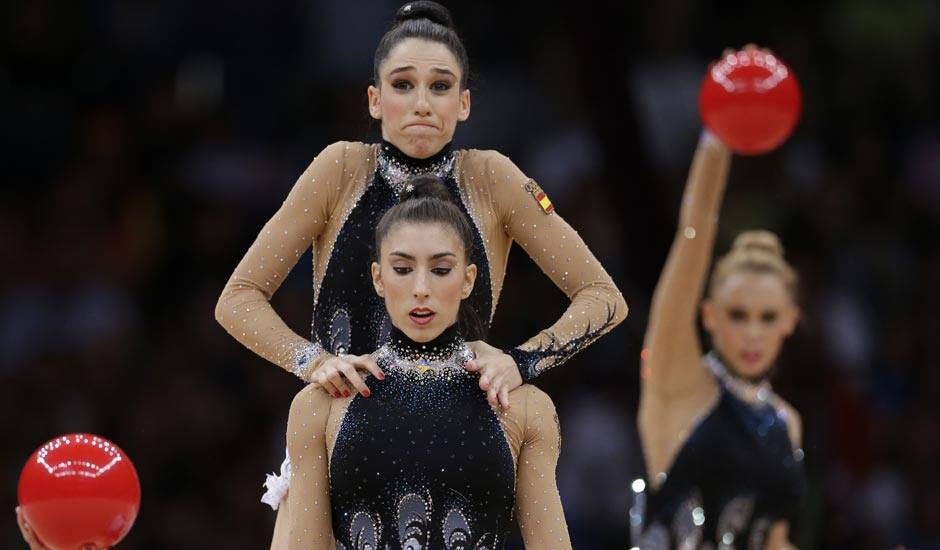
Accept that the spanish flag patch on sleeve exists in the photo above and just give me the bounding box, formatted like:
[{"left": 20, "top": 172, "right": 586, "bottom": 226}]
[{"left": 524, "top": 179, "right": 554, "bottom": 214}]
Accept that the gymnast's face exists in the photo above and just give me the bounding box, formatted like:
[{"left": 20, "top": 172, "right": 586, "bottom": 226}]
[
  {"left": 368, "top": 38, "right": 471, "bottom": 159},
  {"left": 702, "top": 271, "right": 798, "bottom": 380},
  {"left": 371, "top": 222, "right": 477, "bottom": 342}
]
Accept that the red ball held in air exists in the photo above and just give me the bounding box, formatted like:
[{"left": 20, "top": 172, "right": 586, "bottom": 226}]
[{"left": 699, "top": 48, "right": 802, "bottom": 155}]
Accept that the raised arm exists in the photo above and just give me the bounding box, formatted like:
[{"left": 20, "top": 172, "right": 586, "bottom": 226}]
[
  {"left": 642, "top": 132, "right": 731, "bottom": 396},
  {"left": 286, "top": 384, "right": 334, "bottom": 549},
  {"left": 487, "top": 152, "right": 628, "bottom": 382},
  {"left": 514, "top": 387, "right": 572, "bottom": 549},
  {"left": 214, "top": 142, "right": 347, "bottom": 381}
]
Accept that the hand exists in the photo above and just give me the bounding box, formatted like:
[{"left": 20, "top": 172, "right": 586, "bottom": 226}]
[
  {"left": 311, "top": 353, "right": 384, "bottom": 398},
  {"left": 720, "top": 43, "right": 773, "bottom": 60},
  {"left": 464, "top": 341, "right": 523, "bottom": 411},
  {"left": 16, "top": 507, "right": 48, "bottom": 550},
  {"left": 16, "top": 507, "right": 104, "bottom": 550}
]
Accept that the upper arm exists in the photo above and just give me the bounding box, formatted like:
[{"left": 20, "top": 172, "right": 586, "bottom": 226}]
[
  {"left": 286, "top": 385, "right": 334, "bottom": 549},
  {"left": 514, "top": 387, "right": 572, "bottom": 549},
  {"left": 487, "top": 151, "right": 626, "bottom": 312},
  {"left": 480, "top": 151, "right": 626, "bottom": 378},
  {"left": 642, "top": 137, "right": 731, "bottom": 397},
  {"left": 213, "top": 142, "right": 350, "bottom": 372},
  {"left": 222, "top": 141, "right": 347, "bottom": 297}
]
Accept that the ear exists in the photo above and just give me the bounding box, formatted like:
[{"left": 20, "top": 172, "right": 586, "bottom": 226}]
[
  {"left": 457, "top": 88, "right": 471, "bottom": 122},
  {"left": 371, "top": 261, "right": 384, "bottom": 297},
  {"left": 368, "top": 84, "right": 382, "bottom": 120},
  {"left": 461, "top": 263, "right": 477, "bottom": 298},
  {"left": 701, "top": 299, "right": 717, "bottom": 332}
]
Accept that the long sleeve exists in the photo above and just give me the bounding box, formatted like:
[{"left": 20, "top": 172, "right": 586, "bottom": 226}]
[
  {"left": 286, "top": 384, "right": 334, "bottom": 549},
  {"left": 215, "top": 141, "right": 350, "bottom": 380},
  {"left": 485, "top": 152, "right": 628, "bottom": 381},
  {"left": 514, "top": 387, "right": 572, "bottom": 549}
]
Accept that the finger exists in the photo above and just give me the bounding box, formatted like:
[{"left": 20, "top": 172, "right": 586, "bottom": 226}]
[
  {"left": 319, "top": 377, "right": 340, "bottom": 398},
  {"left": 743, "top": 42, "right": 758, "bottom": 51},
  {"left": 498, "top": 385, "right": 511, "bottom": 411},
  {"left": 721, "top": 47, "right": 735, "bottom": 58},
  {"left": 487, "top": 385, "right": 499, "bottom": 406},
  {"left": 478, "top": 372, "right": 491, "bottom": 391},
  {"left": 352, "top": 356, "right": 385, "bottom": 381},
  {"left": 316, "top": 372, "right": 343, "bottom": 398},
  {"left": 327, "top": 368, "right": 353, "bottom": 397},
  {"left": 464, "top": 359, "right": 479, "bottom": 371},
  {"left": 340, "top": 364, "right": 370, "bottom": 397}
]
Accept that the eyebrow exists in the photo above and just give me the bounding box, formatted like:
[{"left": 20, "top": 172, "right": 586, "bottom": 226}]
[
  {"left": 388, "top": 66, "right": 457, "bottom": 78},
  {"left": 389, "top": 251, "right": 457, "bottom": 260}
]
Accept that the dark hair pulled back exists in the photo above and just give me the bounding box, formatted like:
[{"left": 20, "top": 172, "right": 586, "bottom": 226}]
[
  {"left": 373, "top": 1, "right": 470, "bottom": 89},
  {"left": 375, "top": 174, "right": 483, "bottom": 339}
]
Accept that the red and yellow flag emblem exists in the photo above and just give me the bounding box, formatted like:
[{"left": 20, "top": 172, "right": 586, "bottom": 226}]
[{"left": 524, "top": 180, "right": 554, "bottom": 214}]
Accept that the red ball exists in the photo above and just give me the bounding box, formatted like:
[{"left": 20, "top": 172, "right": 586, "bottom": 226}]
[
  {"left": 699, "top": 49, "right": 802, "bottom": 155},
  {"left": 18, "top": 434, "right": 141, "bottom": 549}
]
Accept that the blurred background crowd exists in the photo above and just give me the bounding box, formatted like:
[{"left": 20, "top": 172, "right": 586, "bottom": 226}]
[{"left": 1, "top": 0, "right": 938, "bottom": 547}]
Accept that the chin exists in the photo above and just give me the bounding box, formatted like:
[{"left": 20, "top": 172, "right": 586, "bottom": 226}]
[
  {"left": 401, "top": 323, "right": 439, "bottom": 343},
  {"left": 403, "top": 136, "right": 444, "bottom": 157},
  {"left": 729, "top": 360, "right": 772, "bottom": 381}
]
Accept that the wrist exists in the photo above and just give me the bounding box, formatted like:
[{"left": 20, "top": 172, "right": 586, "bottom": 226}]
[
  {"left": 503, "top": 347, "right": 540, "bottom": 383},
  {"left": 290, "top": 342, "right": 326, "bottom": 382}
]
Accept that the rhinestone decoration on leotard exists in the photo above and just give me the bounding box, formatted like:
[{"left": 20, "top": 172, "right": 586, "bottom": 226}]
[{"left": 329, "top": 324, "right": 514, "bottom": 548}]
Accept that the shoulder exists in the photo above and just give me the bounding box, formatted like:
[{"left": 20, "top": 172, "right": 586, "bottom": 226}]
[
  {"left": 508, "top": 385, "right": 558, "bottom": 426},
  {"left": 459, "top": 149, "right": 525, "bottom": 179},
  {"left": 774, "top": 395, "right": 803, "bottom": 446},
  {"left": 289, "top": 384, "right": 332, "bottom": 422},
  {"left": 314, "top": 141, "right": 373, "bottom": 162}
]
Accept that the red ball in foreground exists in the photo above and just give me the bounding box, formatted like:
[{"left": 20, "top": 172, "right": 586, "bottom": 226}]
[
  {"left": 699, "top": 49, "right": 802, "bottom": 155},
  {"left": 18, "top": 434, "right": 141, "bottom": 550}
]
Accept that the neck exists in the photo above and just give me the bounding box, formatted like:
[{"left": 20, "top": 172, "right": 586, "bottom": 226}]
[
  {"left": 381, "top": 138, "right": 453, "bottom": 164},
  {"left": 705, "top": 350, "right": 774, "bottom": 405},
  {"left": 388, "top": 323, "right": 464, "bottom": 362}
]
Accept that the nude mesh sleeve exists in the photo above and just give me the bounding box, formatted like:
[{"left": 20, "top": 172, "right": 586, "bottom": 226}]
[
  {"left": 514, "top": 387, "right": 572, "bottom": 549},
  {"left": 215, "top": 141, "right": 350, "bottom": 380},
  {"left": 486, "top": 152, "right": 628, "bottom": 381},
  {"left": 286, "top": 385, "right": 334, "bottom": 549}
]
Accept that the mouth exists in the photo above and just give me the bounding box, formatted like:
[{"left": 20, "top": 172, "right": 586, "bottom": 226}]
[
  {"left": 408, "top": 307, "right": 436, "bottom": 326},
  {"left": 739, "top": 350, "right": 763, "bottom": 365},
  {"left": 405, "top": 123, "right": 438, "bottom": 131}
]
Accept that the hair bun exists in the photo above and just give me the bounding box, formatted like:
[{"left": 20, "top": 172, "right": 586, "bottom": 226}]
[
  {"left": 732, "top": 230, "right": 785, "bottom": 258},
  {"left": 395, "top": 1, "right": 454, "bottom": 29},
  {"left": 400, "top": 174, "right": 454, "bottom": 203}
]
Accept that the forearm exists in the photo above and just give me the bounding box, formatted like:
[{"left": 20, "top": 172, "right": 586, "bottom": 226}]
[
  {"left": 509, "top": 281, "right": 626, "bottom": 381},
  {"left": 215, "top": 281, "right": 326, "bottom": 379}
]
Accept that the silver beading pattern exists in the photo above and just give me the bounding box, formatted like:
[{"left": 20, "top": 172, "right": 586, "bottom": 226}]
[
  {"left": 377, "top": 146, "right": 457, "bottom": 194},
  {"left": 290, "top": 341, "right": 325, "bottom": 382}
]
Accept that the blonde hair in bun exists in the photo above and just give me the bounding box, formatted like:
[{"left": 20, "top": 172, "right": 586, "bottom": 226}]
[{"left": 709, "top": 230, "right": 798, "bottom": 298}]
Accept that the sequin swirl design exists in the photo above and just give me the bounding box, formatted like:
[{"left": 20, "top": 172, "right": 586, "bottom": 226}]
[
  {"left": 329, "top": 328, "right": 515, "bottom": 549},
  {"left": 630, "top": 355, "right": 807, "bottom": 549},
  {"left": 508, "top": 302, "right": 619, "bottom": 382}
]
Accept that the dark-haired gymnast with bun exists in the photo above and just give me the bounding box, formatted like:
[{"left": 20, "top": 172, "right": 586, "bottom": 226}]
[{"left": 213, "top": 1, "right": 626, "bottom": 546}]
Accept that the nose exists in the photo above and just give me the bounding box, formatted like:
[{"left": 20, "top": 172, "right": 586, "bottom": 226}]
[
  {"left": 745, "top": 320, "right": 762, "bottom": 341},
  {"left": 412, "top": 270, "right": 430, "bottom": 298},
  {"left": 414, "top": 88, "right": 431, "bottom": 116}
]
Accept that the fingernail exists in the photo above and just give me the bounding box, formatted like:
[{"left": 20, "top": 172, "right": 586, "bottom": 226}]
[
  {"left": 378, "top": 372, "right": 385, "bottom": 380},
  {"left": 343, "top": 390, "right": 351, "bottom": 397},
  {"left": 362, "top": 389, "right": 371, "bottom": 398},
  {"left": 332, "top": 391, "right": 340, "bottom": 398}
]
